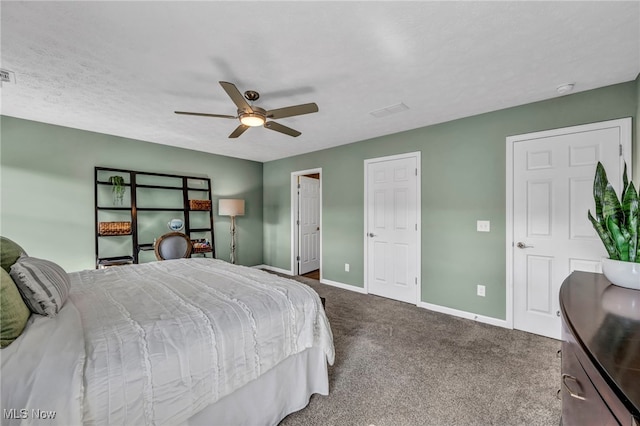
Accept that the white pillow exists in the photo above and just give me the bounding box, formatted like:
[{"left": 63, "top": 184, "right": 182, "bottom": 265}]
[{"left": 10, "top": 256, "right": 70, "bottom": 316}]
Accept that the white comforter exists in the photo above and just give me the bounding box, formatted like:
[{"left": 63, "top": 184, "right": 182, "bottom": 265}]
[{"left": 1, "top": 259, "right": 334, "bottom": 426}]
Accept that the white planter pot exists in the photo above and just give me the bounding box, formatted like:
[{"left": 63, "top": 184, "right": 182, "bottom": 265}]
[{"left": 601, "top": 258, "right": 640, "bottom": 290}]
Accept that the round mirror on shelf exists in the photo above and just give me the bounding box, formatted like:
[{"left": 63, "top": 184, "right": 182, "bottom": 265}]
[{"left": 168, "top": 218, "right": 184, "bottom": 231}]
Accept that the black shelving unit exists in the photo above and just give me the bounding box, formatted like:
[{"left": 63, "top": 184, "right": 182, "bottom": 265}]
[{"left": 95, "top": 166, "right": 215, "bottom": 268}]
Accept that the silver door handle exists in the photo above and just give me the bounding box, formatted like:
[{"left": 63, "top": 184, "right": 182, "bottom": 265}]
[
  {"left": 516, "top": 242, "right": 534, "bottom": 249},
  {"left": 368, "top": 233, "right": 376, "bottom": 238}
]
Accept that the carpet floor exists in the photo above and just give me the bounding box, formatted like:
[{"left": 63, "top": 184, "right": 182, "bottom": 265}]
[{"left": 277, "top": 275, "right": 562, "bottom": 426}]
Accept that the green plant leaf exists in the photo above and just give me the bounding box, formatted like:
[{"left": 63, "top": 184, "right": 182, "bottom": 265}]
[
  {"left": 588, "top": 210, "right": 619, "bottom": 259},
  {"left": 589, "top": 162, "right": 639, "bottom": 263},
  {"left": 602, "top": 183, "right": 623, "bottom": 223},
  {"left": 593, "top": 162, "right": 608, "bottom": 220},
  {"left": 622, "top": 162, "right": 629, "bottom": 197},
  {"left": 606, "top": 215, "right": 630, "bottom": 261},
  {"left": 622, "top": 181, "right": 639, "bottom": 261}
]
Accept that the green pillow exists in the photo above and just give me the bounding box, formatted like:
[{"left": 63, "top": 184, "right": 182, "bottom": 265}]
[
  {"left": 1, "top": 268, "right": 31, "bottom": 348},
  {"left": 1, "top": 237, "right": 27, "bottom": 273}
]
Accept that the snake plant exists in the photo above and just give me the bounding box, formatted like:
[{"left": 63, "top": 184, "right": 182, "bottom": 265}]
[{"left": 588, "top": 162, "right": 639, "bottom": 262}]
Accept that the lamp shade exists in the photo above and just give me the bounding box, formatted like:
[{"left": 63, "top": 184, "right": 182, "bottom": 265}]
[{"left": 219, "top": 199, "right": 245, "bottom": 217}]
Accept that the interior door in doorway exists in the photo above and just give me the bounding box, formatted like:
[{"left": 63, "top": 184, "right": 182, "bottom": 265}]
[
  {"left": 298, "top": 176, "right": 320, "bottom": 275},
  {"left": 511, "top": 119, "right": 630, "bottom": 339},
  {"left": 366, "top": 155, "right": 418, "bottom": 304}
]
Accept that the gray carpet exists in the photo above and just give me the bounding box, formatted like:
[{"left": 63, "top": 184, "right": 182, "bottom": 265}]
[{"left": 277, "top": 275, "right": 561, "bottom": 426}]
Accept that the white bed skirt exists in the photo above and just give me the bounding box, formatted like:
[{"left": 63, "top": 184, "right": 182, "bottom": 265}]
[{"left": 181, "top": 347, "right": 328, "bottom": 426}]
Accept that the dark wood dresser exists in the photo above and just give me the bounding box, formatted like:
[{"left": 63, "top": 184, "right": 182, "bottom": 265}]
[{"left": 559, "top": 271, "right": 640, "bottom": 426}]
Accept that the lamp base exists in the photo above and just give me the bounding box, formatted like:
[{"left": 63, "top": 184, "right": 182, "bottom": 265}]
[{"left": 230, "top": 216, "right": 237, "bottom": 264}]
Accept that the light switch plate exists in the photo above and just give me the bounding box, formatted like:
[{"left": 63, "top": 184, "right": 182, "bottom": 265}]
[{"left": 477, "top": 220, "right": 490, "bottom": 232}]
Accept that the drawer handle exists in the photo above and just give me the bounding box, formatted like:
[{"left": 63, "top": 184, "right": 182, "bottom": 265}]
[{"left": 561, "top": 374, "right": 586, "bottom": 401}]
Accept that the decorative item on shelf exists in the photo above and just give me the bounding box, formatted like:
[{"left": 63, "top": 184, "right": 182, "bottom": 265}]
[
  {"left": 191, "top": 238, "right": 212, "bottom": 253},
  {"left": 588, "top": 162, "right": 640, "bottom": 290},
  {"left": 189, "top": 199, "right": 212, "bottom": 211},
  {"left": 98, "top": 221, "right": 132, "bottom": 236},
  {"left": 167, "top": 218, "right": 184, "bottom": 231},
  {"left": 108, "top": 175, "right": 126, "bottom": 205},
  {"left": 219, "top": 199, "right": 245, "bottom": 264}
]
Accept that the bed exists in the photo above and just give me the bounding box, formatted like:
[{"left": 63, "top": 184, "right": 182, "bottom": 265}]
[{"left": 1, "top": 254, "right": 334, "bottom": 426}]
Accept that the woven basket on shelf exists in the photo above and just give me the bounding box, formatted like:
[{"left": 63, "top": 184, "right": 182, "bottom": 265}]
[
  {"left": 98, "top": 221, "right": 132, "bottom": 236},
  {"left": 189, "top": 199, "right": 211, "bottom": 211},
  {"left": 192, "top": 246, "right": 212, "bottom": 253}
]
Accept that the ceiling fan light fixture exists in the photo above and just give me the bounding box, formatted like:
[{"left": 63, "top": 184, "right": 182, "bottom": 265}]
[
  {"left": 175, "top": 82, "right": 317, "bottom": 138},
  {"left": 240, "top": 114, "right": 265, "bottom": 127}
]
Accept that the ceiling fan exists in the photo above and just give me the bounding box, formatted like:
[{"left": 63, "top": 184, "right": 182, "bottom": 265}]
[{"left": 175, "top": 81, "right": 319, "bottom": 138}]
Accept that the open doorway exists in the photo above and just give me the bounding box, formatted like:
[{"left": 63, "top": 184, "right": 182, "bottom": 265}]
[{"left": 291, "top": 168, "right": 322, "bottom": 279}]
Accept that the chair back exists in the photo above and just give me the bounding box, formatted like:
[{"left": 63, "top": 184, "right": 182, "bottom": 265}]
[{"left": 155, "top": 232, "right": 192, "bottom": 260}]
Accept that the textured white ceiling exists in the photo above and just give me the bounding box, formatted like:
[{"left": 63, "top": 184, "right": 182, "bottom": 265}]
[{"left": 1, "top": 1, "right": 639, "bottom": 162}]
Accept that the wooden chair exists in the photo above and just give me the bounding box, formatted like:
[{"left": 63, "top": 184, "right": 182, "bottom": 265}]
[{"left": 154, "top": 232, "right": 192, "bottom": 260}]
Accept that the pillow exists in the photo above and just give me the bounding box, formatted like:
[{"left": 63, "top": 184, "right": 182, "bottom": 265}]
[
  {"left": 1, "top": 268, "right": 31, "bottom": 348},
  {"left": 1, "top": 236, "right": 28, "bottom": 273},
  {"left": 10, "top": 257, "right": 70, "bottom": 317}
]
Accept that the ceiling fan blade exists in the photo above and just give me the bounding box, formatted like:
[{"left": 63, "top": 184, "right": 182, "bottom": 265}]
[
  {"left": 229, "top": 124, "right": 250, "bottom": 138},
  {"left": 175, "top": 111, "right": 236, "bottom": 119},
  {"left": 264, "top": 121, "right": 301, "bottom": 137},
  {"left": 266, "top": 103, "right": 318, "bottom": 120},
  {"left": 219, "top": 81, "right": 252, "bottom": 112}
]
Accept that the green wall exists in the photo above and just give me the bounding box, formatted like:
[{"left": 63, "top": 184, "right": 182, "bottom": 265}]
[
  {"left": 0, "top": 116, "right": 264, "bottom": 272},
  {"left": 1, "top": 78, "right": 637, "bottom": 318},
  {"left": 263, "top": 80, "right": 638, "bottom": 320}
]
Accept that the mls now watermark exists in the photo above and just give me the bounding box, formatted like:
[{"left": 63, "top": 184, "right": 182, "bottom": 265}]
[{"left": 4, "top": 409, "right": 57, "bottom": 420}]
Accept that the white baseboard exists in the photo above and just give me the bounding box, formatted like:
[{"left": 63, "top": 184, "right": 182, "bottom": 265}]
[
  {"left": 254, "top": 264, "right": 293, "bottom": 275},
  {"left": 320, "top": 278, "right": 368, "bottom": 294},
  {"left": 418, "top": 302, "right": 510, "bottom": 329},
  {"left": 256, "top": 266, "right": 507, "bottom": 329}
]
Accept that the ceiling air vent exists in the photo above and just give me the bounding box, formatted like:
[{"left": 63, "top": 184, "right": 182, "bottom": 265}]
[
  {"left": 369, "top": 102, "right": 409, "bottom": 118},
  {"left": 0, "top": 69, "right": 16, "bottom": 84}
]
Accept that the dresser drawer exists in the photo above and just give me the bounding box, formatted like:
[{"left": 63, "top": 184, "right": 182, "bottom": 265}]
[
  {"left": 561, "top": 339, "right": 619, "bottom": 426},
  {"left": 560, "top": 273, "right": 640, "bottom": 426}
]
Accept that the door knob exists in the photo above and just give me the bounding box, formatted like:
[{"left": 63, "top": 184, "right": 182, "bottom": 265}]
[
  {"left": 368, "top": 233, "right": 376, "bottom": 238},
  {"left": 516, "top": 242, "right": 534, "bottom": 249}
]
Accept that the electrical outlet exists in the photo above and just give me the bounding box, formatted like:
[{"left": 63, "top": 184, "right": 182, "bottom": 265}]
[
  {"left": 345, "top": 263, "right": 350, "bottom": 272},
  {"left": 477, "top": 220, "right": 490, "bottom": 232},
  {"left": 477, "top": 285, "right": 486, "bottom": 297}
]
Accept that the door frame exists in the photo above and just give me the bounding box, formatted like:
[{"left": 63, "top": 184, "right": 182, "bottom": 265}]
[
  {"left": 363, "top": 151, "right": 421, "bottom": 304},
  {"left": 505, "top": 118, "right": 632, "bottom": 330},
  {"left": 291, "top": 168, "right": 322, "bottom": 277}
]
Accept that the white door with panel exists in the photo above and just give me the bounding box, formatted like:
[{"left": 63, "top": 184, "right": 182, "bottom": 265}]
[
  {"left": 366, "top": 154, "right": 419, "bottom": 304},
  {"left": 298, "top": 176, "right": 320, "bottom": 275},
  {"left": 511, "top": 119, "right": 631, "bottom": 339}
]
